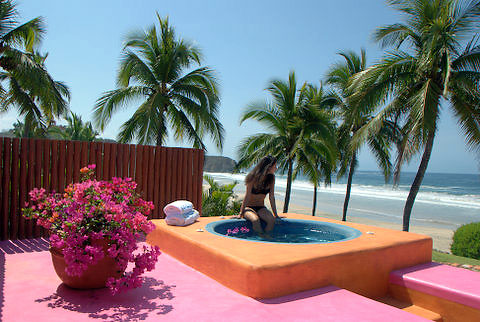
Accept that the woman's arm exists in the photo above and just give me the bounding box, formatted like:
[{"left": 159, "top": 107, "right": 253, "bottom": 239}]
[
  {"left": 268, "top": 179, "right": 279, "bottom": 218},
  {"left": 239, "top": 182, "right": 252, "bottom": 217}
]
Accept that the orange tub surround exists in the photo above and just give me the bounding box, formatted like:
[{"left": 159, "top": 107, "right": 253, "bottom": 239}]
[{"left": 147, "top": 213, "right": 432, "bottom": 299}]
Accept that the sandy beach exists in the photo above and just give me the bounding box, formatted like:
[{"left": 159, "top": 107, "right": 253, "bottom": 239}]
[{"left": 276, "top": 199, "right": 454, "bottom": 253}]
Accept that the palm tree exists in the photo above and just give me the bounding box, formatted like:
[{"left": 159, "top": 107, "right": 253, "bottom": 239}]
[
  {"left": 293, "top": 83, "right": 337, "bottom": 216},
  {"left": 237, "top": 72, "right": 335, "bottom": 213},
  {"left": 349, "top": 0, "right": 480, "bottom": 231},
  {"left": 1, "top": 51, "right": 70, "bottom": 137},
  {"left": 0, "top": 1, "right": 69, "bottom": 137},
  {"left": 49, "top": 112, "right": 99, "bottom": 141},
  {"left": 11, "top": 119, "right": 44, "bottom": 138},
  {"left": 93, "top": 14, "right": 224, "bottom": 150},
  {"left": 326, "top": 50, "right": 399, "bottom": 221}
]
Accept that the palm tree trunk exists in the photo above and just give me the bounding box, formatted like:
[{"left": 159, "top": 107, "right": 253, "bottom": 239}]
[
  {"left": 402, "top": 131, "right": 435, "bottom": 231},
  {"left": 312, "top": 184, "right": 317, "bottom": 216},
  {"left": 23, "top": 114, "right": 34, "bottom": 138},
  {"left": 283, "top": 158, "right": 294, "bottom": 213},
  {"left": 342, "top": 153, "right": 356, "bottom": 221}
]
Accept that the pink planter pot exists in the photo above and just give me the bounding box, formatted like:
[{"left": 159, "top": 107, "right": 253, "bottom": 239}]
[{"left": 50, "top": 240, "right": 124, "bottom": 289}]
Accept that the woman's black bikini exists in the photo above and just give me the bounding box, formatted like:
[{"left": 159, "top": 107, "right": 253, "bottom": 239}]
[
  {"left": 246, "top": 205, "right": 267, "bottom": 212},
  {"left": 245, "top": 175, "right": 273, "bottom": 213}
]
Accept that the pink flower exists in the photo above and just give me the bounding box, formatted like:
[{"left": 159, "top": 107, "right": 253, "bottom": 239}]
[{"left": 21, "top": 164, "right": 160, "bottom": 294}]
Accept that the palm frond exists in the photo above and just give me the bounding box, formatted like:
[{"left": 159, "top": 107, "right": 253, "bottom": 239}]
[
  {"left": 1, "top": 16, "right": 45, "bottom": 51},
  {"left": 93, "top": 86, "right": 149, "bottom": 130},
  {"left": 117, "top": 50, "right": 157, "bottom": 88},
  {"left": 451, "top": 0, "right": 480, "bottom": 36}
]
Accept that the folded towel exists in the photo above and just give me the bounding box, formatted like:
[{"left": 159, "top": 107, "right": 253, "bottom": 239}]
[
  {"left": 165, "top": 209, "right": 199, "bottom": 226},
  {"left": 163, "top": 200, "right": 193, "bottom": 217}
]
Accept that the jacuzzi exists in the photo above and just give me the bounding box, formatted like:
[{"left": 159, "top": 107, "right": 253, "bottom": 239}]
[
  {"left": 205, "top": 218, "right": 362, "bottom": 244},
  {"left": 147, "top": 213, "right": 431, "bottom": 299}
]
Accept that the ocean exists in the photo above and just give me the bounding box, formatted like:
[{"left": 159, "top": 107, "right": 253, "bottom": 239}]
[{"left": 205, "top": 171, "right": 480, "bottom": 231}]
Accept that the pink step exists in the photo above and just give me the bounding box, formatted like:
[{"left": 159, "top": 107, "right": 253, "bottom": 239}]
[
  {"left": 0, "top": 238, "right": 429, "bottom": 321},
  {"left": 390, "top": 262, "right": 480, "bottom": 309}
]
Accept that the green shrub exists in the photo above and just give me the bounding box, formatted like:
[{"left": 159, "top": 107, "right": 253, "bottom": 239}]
[
  {"left": 451, "top": 222, "right": 480, "bottom": 259},
  {"left": 202, "top": 175, "right": 242, "bottom": 217}
]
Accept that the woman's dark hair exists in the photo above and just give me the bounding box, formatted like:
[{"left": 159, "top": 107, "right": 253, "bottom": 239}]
[{"left": 245, "top": 155, "right": 277, "bottom": 189}]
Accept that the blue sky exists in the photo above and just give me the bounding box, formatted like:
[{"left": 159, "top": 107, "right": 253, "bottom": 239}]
[{"left": 1, "top": 0, "right": 478, "bottom": 174}]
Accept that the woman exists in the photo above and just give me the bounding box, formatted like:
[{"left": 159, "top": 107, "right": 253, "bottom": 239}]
[{"left": 239, "top": 155, "right": 281, "bottom": 234}]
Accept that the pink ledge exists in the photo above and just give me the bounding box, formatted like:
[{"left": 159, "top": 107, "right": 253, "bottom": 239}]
[
  {"left": 0, "top": 239, "right": 429, "bottom": 321},
  {"left": 389, "top": 262, "right": 480, "bottom": 310}
]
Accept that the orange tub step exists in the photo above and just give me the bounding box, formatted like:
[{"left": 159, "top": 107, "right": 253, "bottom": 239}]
[
  {"left": 389, "top": 262, "right": 480, "bottom": 322},
  {"left": 378, "top": 296, "right": 442, "bottom": 321}
]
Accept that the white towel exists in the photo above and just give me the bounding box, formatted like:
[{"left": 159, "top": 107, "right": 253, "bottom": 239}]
[
  {"left": 165, "top": 209, "right": 199, "bottom": 226},
  {"left": 163, "top": 200, "right": 193, "bottom": 217}
]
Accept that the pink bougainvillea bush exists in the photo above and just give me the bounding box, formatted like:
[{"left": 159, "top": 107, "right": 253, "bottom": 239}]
[{"left": 22, "top": 164, "right": 161, "bottom": 295}]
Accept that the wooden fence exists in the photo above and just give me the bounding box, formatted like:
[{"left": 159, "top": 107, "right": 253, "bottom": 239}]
[{"left": 0, "top": 137, "right": 204, "bottom": 240}]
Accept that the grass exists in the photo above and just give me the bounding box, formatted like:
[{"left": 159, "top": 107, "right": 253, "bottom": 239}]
[{"left": 432, "top": 250, "right": 480, "bottom": 266}]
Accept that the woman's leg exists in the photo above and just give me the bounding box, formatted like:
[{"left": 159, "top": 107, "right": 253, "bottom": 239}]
[
  {"left": 243, "top": 208, "right": 263, "bottom": 233},
  {"left": 257, "top": 208, "right": 275, "bottom": 232}
]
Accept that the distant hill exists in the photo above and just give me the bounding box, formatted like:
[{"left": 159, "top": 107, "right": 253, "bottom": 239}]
[{"left": 204, "top": 155, "right": 237, "bottom": 173}]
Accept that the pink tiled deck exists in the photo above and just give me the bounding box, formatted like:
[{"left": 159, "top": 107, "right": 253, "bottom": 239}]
[{"left": 0, "top": 239, "right": 428, "bottom": 321}]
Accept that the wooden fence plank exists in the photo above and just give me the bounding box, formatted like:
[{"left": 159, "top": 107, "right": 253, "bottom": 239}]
[
  {"left": 88, "top": 141, "right": 96, "bottom": 166},
  {"left": 96, "top": 142, "right": 103, "bottom": 180},
  {"left": 146, "top": 146, "right": 154, "bottom": 208},
  {"left": 135, "top": 145, "right": 144, "bottom": 198},
  {"left": 124, "top": 144, "right": 130, "bottom": 178},
  {"left": 80, "top": 141, "right": 88, "bottom": 169},
  {"left": 10, "top": 138, "right": 19, "bottom": 239},
  {"left": 33, "top": 139, "right": 43, "bottom": 237},
  {"left": 58, "top": 141, "right": 66, "bottom": 193},
  {"left": 26, "top": 139, "right": 36, "bottom": 238},
  {"left": 39, "top": 139, "right": 51, "bottom": 238},
  {"left": 140, "top": 145, "right": 148, "bottom": 199},
  {"left": 191, "top": 150, "right": 197, "bottom": 210},
  {"left": 142, "top": 145, "right": 149, "bottom": 199},
  {"left": 173, "top": 148, "right": 181, "bottom": 200},
  {"left": 186, "top": 149, "right": 193, "bottom": 205},
  {"left": 182, "top": 149, "right": 188, "bottom": 199},
  {"left": 176, "top": 149, "right": 183, "bottom": 199},
  {"left": 109, "top": 142, "right": 117, "bottom": 178},
  {"left": 152, "top": 146, "right": 161, "bottom": 219},
  {"left": 116, "top": 144, "right": 124, "bottom": 178},
  {"left": 196, "top": 149, "right": 204, "bottom": 214},
  {"left": 1, "top": 138, "right": 11, "bottom": 240},
  {"left": 43, "top": 140, "right": 52, "bottom": 192},
  {"left": 51, "top": 140, "right": 59, "bottom": 192},
  {"left": 128, "top": 144, "right": 135, "bottom": 179},
  {"left": 165, "top": 148, "right": 172, "bottom": 204},
  {"left": 122, "top": 144, "right": 130, "bottom": 178},
  {"left": 65, "top": 141, "right": 74, "bottom": 185},
  {"left": 73, "top": 141, "right": 81, "bottom": 183},
  {"left": 101, "top": 143, "right": 110, "bottom": 181},
  {"left": 158, "top": 147, "right": 166, "bottom": 218},
  {"left": 18, "top": 139, "right": 28, "bottom": 239}
]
